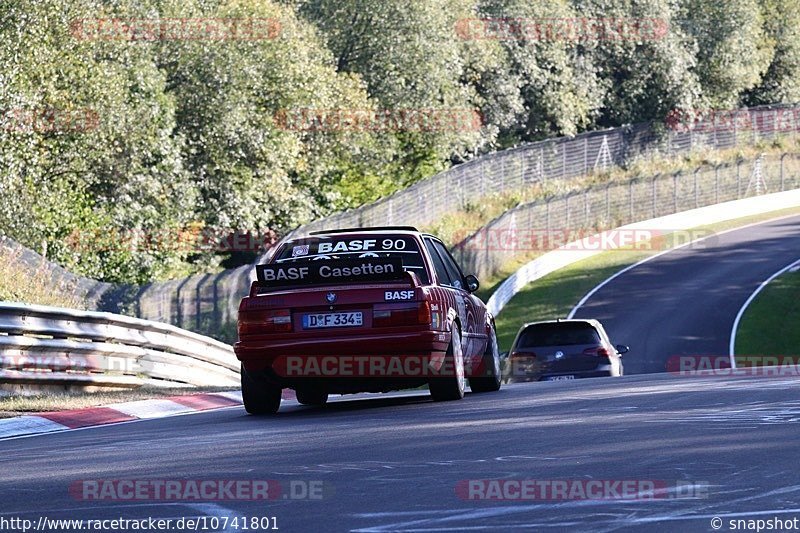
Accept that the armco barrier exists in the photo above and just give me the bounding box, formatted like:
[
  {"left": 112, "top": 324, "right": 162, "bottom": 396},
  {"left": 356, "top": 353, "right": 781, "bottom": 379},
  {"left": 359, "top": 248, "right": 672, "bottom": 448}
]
[
  {"left": 0, "top": 303, "right": 239, "bottom": 389},
  {"left": 485, "top": 188, "right": 800, "bottom": 317}
]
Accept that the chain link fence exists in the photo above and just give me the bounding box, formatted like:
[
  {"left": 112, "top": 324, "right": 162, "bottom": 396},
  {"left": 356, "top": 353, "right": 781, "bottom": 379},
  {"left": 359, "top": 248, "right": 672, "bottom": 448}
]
[
  {"left": 292, "top": 103, "right": 800, "bottom": 236},
  {"left": 452, "top": 153, "right": 800, "bottom": 280},
  {"left": 98, "top": 103, "right": 800, "bottom": 340}
]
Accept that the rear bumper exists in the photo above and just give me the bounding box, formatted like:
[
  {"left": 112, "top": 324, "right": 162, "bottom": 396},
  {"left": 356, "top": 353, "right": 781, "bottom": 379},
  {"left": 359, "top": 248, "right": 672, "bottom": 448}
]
[
  {"left": 508, "top": 369, "right": 614, "bottom": 383},
  {"left": 235, "top": 330, "right": 449, "bottom": 359},
  {"left": 235, "top": 330, "right": 452, "bottom": 385}
]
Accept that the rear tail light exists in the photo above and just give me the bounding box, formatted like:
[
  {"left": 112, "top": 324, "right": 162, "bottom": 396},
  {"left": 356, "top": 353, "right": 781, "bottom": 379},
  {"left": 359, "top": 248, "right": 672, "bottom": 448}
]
[
  {"left": 238, "top": 309, "right": 293, "bottom": 336},
  {"left": 373, "top": 301, "right": 430, "bottom": 327},
  {"left": 583, "top": 346, "right": 610, "bottom": 357}
]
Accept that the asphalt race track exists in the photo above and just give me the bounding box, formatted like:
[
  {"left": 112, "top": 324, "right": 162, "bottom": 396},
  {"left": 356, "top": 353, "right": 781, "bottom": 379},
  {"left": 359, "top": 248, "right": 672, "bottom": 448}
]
[
  {"left": 2, "top": 377, "right": 800, "bottom": 532},
  {"left": 2, "top": 215, "right": 800, "bottom": 532},
  {"left": 573, "top": 214, "right": 800, "bottom": 374}
]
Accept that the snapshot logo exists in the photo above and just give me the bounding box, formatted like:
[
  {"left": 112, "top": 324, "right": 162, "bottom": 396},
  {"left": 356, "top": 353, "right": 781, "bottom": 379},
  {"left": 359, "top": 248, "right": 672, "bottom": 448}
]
[
  {"left": 70, "top": 18, "right": 281, "bottom": 41},
  {"left": 1, "top": 107, "right": 99, "bottom": 133},
  {"left": 455, "top": 17, "right": 669, "bottom": 42},
  {"left": 667, "top": 355, "right": 800, "bottom": 377},
  {"left": 456, "top": 479, "right": 710, "bottom": 501},
  {"left": 65, "top": 227, "right": 278, "bottom": 254},
  {"left": 69, "top": 479, "right": 330, "bottom": 501},
  {"left": 273, "top": 108, "right": 483, "bottom": 133},
  {"left": 666, "top": 108, "right": 800, "bottom": 134},
  {"left": 453, "top": 228, "right": 716, "bottom": 252}
]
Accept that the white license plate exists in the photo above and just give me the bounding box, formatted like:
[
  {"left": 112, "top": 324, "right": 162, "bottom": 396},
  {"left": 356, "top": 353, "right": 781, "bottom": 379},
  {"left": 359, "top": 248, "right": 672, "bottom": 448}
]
[
  {"left": 546, "top": 375, "right": 575, "bottom": 381},
  {"left": 303, "top": 312, "right": 363, "bottom": 329}
]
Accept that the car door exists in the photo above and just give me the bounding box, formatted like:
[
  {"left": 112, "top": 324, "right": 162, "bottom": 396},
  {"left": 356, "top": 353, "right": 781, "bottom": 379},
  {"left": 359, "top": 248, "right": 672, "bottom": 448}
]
[
  {"left": 423, "top": 237, "right": 467, "bottom": 341},
  {"left": 427, "top": 238, "right": 484, "bottom": 359}
]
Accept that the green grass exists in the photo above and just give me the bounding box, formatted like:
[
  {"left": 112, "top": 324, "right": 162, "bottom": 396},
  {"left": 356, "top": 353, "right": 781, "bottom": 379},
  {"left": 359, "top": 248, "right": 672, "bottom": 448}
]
[
  {"left": 494, "top": 251, "right": 650, "bottom": 350},
  {"left": 735, "top": 269, "right": 800, "bottom": 356},
  {"left": 0, "top": 385, "right": 236, "bottom": 419},
  {"left": 493, "top": 207, "right": 800, "bottom": 352}
]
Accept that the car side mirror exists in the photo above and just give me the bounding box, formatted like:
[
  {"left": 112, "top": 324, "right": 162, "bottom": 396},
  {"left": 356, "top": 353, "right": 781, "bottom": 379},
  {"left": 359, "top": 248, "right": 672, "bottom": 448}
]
[
  {"left": 616, "top": 345, "right": 630, "bottom": 355},
  {"left": 465, "top": 274, "right": 480, "bottom": 293}
]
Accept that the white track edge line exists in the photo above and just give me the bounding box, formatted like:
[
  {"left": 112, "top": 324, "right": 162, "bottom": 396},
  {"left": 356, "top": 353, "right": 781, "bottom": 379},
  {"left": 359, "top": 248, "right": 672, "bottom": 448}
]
[
  {"left": 567, "top": 213, "right": 800, "bottom": 320},
  {"left": 728, "top": 258, "right": 800, "bottom": 368}
]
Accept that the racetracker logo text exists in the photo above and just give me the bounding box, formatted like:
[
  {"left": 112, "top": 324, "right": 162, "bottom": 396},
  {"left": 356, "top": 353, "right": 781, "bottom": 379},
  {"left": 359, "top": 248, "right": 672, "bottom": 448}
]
[
  {"left": 70, "top": 18, "right": 281, "bottom": 41},
  {"left": 455, "top": 479, "right": 710, "bottom": 500},
  {"left": 273, "top": 354, "right": 485, "bottom": 378},
  {"left": 273, "top": 107, "right": 483, "bottom": 132},
  {"left": 69, "top": 479, "right": 329, "bottom": 501},
  {"left": 455, "top": 18, "right": 669, "bottom": 41},
  {"left": 453, "top": 228, "right": 716, "bottom": 252},
  {"left": 667, "top": 355, "right": 800, "bottom": 377}
]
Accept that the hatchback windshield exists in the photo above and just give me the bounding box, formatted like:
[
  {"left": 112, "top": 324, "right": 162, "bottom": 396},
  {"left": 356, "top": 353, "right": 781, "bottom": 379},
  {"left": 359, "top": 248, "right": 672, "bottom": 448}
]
[{"left": 517, "top": 322, "right": 601, "bottom": 347}]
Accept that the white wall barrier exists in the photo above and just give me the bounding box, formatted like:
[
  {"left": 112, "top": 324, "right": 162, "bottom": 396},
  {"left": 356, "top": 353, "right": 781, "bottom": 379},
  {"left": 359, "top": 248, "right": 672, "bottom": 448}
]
[{"left": 486, "top": 189, "right": 800, "bottom": 317}]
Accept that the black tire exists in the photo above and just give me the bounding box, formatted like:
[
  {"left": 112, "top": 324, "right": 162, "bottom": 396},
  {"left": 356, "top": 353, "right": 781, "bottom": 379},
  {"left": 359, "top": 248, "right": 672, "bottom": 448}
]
[
  {"left": 469, "top": 327, "right": 502, "bottom": 393},
  {"left": 296, "top": 388, "right": 329, "bottom": 406},
  {"left": 429, "top": 326, "right": 466, "bottom": 401},
  {"left": 241, "top": 365, "right": 282, "bottom": 415}
]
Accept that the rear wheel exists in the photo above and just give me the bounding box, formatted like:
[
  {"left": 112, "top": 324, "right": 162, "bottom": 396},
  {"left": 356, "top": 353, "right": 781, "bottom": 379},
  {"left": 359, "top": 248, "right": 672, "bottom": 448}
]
[
  {"left": 429, "top": 326, "right": 466, "bottom": 401},
  {"left": 296, "top": 388, "right": 329, "bottom": 406},
  {"left": 241, "top": 365, "right": 282, "bottom": 415},
  {"left": 469, "top": 327, "right": 502, "bottom": 393}
]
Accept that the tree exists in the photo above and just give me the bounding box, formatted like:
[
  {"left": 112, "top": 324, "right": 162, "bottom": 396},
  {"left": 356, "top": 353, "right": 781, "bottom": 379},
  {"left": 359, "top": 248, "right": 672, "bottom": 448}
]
[
  {"left": 745, "top": 0, "right": 800, "bottom": 105},
  {"left": 0, "top": 0, "right": 196, "bottom": 283},
  {"left": 291, "top": 0, "right": 490, "bottom": 189},
  {"left": 569, "top": 0, "right": 701, "bottom": 127},
  {"left": 676, "top": 0, "right": 772, "bottom": 108}
]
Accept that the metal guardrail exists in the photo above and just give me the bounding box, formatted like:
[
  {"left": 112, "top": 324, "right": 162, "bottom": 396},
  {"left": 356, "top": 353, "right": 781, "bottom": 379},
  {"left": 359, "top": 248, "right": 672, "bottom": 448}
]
[{"left": 0, "top": 303, "right": 239, "bottom": 389}]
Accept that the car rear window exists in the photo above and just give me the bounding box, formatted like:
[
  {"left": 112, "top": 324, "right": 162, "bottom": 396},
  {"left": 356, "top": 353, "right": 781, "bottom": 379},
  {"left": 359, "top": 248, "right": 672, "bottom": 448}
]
[
  {"left": 517, "top": 322, "right": 601, "bottom": 347},
  {"left": 273, "top": 235, "right": 430, "bottom": 284}
]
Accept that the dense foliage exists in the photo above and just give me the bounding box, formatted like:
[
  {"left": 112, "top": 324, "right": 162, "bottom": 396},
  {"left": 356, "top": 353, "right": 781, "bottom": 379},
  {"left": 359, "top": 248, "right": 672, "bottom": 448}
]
[{"left": 1, "top": 0, "right": 797, "bottom": 282}]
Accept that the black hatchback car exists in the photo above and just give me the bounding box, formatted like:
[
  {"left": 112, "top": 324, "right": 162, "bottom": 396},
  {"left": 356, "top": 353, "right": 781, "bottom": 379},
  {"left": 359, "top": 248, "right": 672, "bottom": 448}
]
[{"left": 504, "top": 319, "right": 628, "bottom": 383}]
